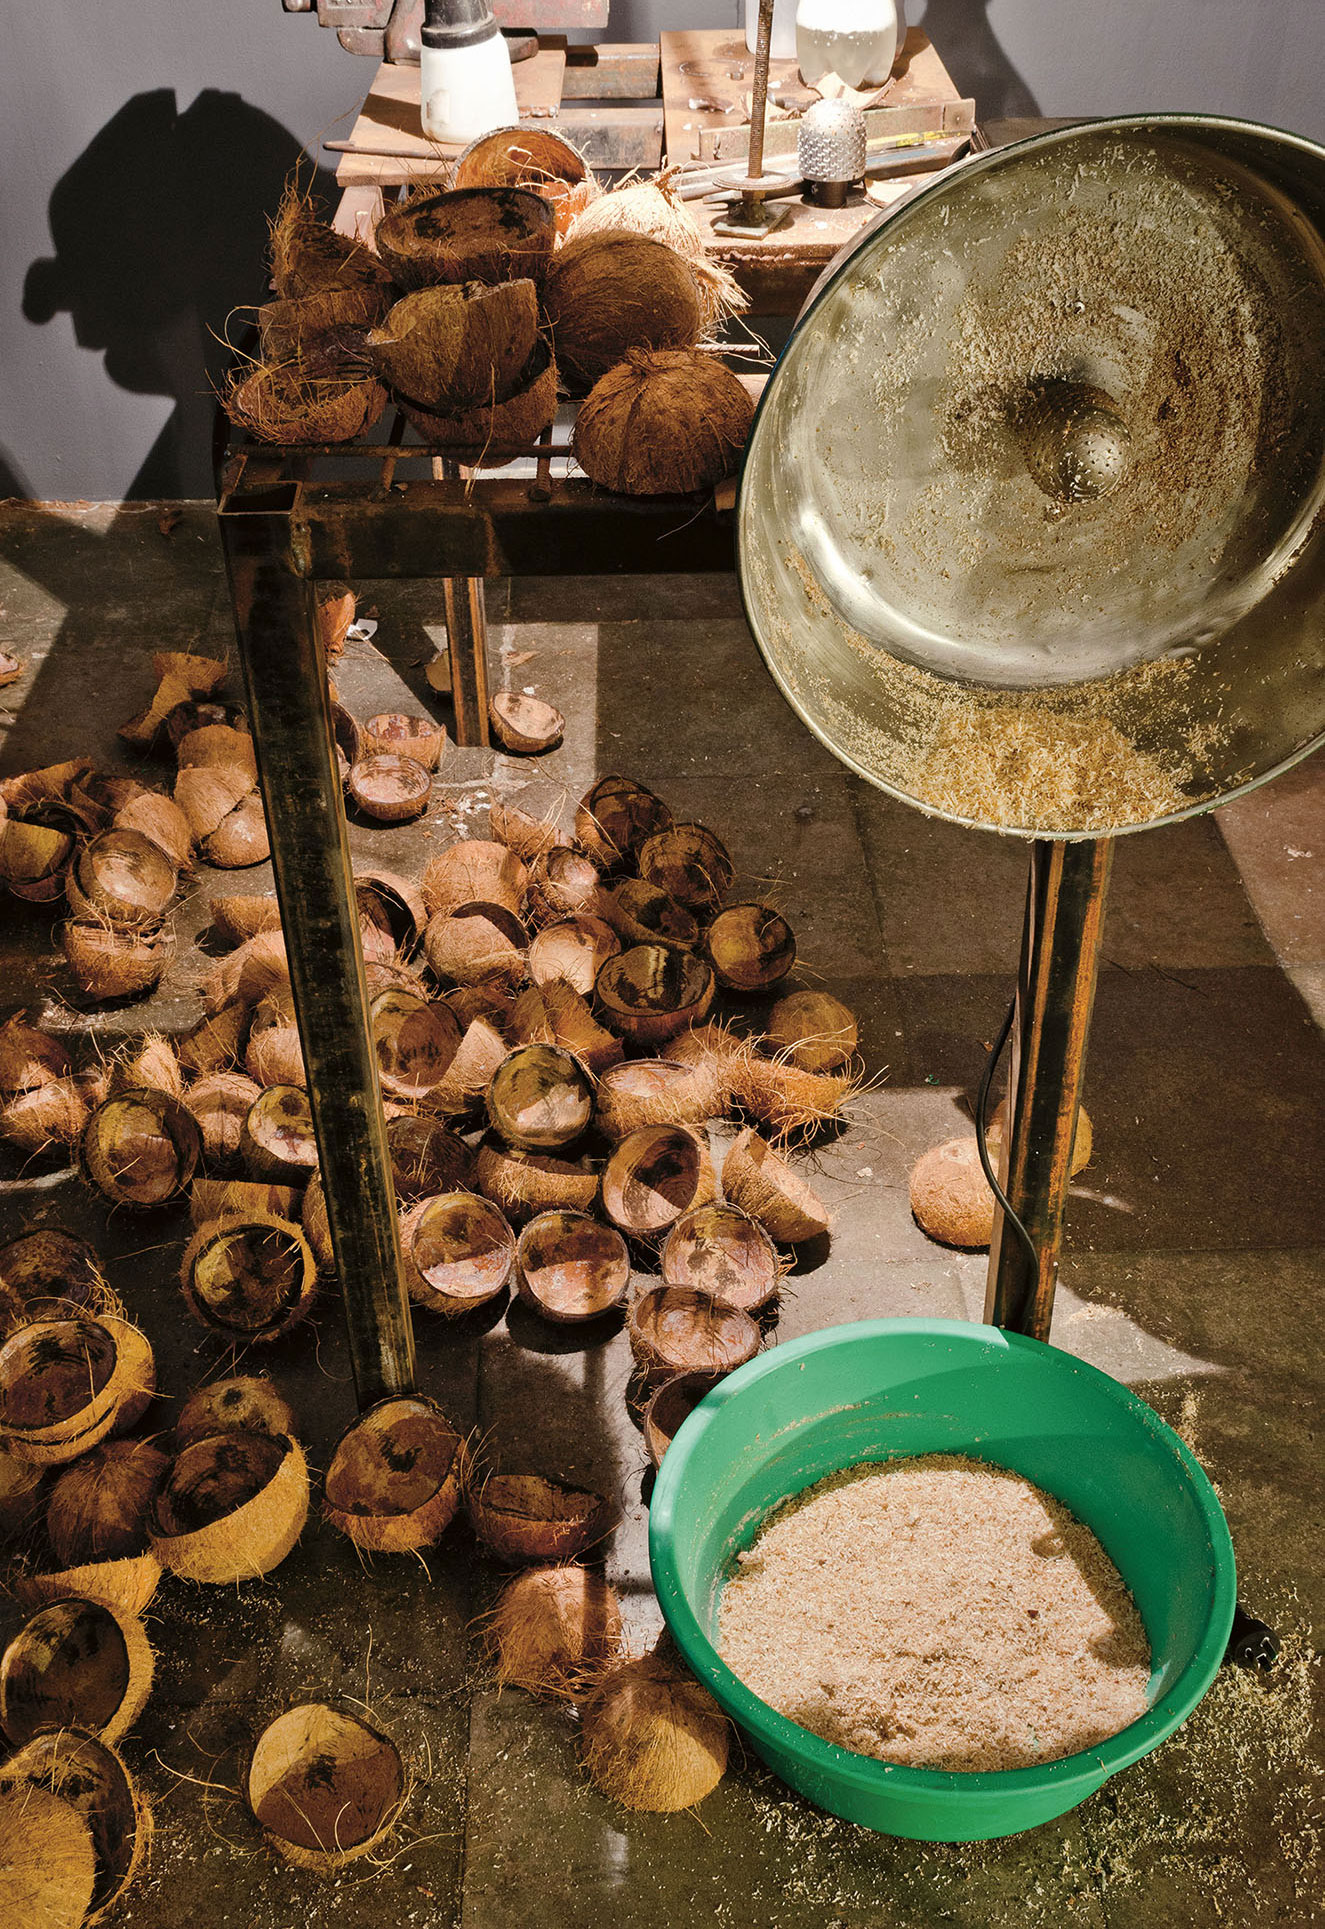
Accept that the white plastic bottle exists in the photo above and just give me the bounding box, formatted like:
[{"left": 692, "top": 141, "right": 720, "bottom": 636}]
[
  {"left": 745, "top": 0, "right": 800, "bottom": 60},
  {"left": 794, "top": 0, "right": 900, "bottom": 90},
  {"left": 420, "top": 0, "right": 518, "bottom": 146}
]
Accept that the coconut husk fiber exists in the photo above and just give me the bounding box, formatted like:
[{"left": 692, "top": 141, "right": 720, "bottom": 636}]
[
  {"left": 149, "top": 1430, "right": 308, "bottom": 1584},
  {"left": 575, "top": 774, "right": 672, "bottom": 870},
  {"left": 397, "top": 342, "right": 558, "bottom": 465},
  {"left": 387, "top": 1114, "right": 477, "bottom": 1201},
  {"left": 0, "top": 1318, "right": 125, "bottom": 1466},
  {"left": 323, "top": 1395, "right": 463, "bottom": 1553},
  {"left": 244, "top": 1001, "right": 305, "bottom": 1090},
  {"left": 594, "top": 944, "right": 715, "bottom": 1050},
  {"left": 0, "top": 1019, "right": 70, "bottom": 1095},
  {"left": 489, "top": 796, "right": 568, "bottom": 867},
  {"left": 765, "top": 989, "right": 858, "bottom": 1074},
  {"left": 567, "top": 168, "right": 746, "bottom": 328},
  {"left": 401, "top": 1191, "right": 514, "bottom": 1317},
  {"left": 0, "top": 1781, "right": 97, "bottom": 1929},
  {"left": 224, "top": 363, "right": 387, "bottom": 446},
  {"left": 376, "top": 185, "right": 556, "bottom": 291},
  {"left": 574, "top": 348, "right": 755, "bottom": 496},
  {"left": 81, "top": 1090, "right": 199, "bottom": 1208},
  {"left": 0, "top": 1228, "right": 107, "bottom": 1330},
  {"left": 543, "top": 233, "right": 703, "bottom": 392},
  {"left": 512, "top": 980, "right": 622, "bottom": 1078},
  {"left": 475, "top": 1138, "right": 600, "bottom": 1222},
  {"left": 368, "top": 280, "right": 538, "bottom": 412},
  {"left": 908, "top": 1136, "right": 996, "bottom": 1248},
  {"left": 485, "top": 1564, "right": 622, "bottom": 1697},
  {"left": 424, "top": 903, "right": 527, "bottom": 991},
  {"left": 191, "top": 1178, "right": 303, "bottom": 1230},
  {"left": 174, "top": 1375, "right": 296, "bottom": 1449},
  {"left": 733, "top": 1054, "right": 854, "bottom": 1142},
  {"left": 423, "top": 839, "right": 528, "bottom": 919},
  {"left": 580, "top": 1645, "right": 729, "bottom": 1810},
  {"left": 258, "top": 280, "right": 391, "bottom": 374},
  {"left": 0, "top": 1598, "right": 154, "bottom": 1748},
  {"left": 468, "top": 1470, "right": 615, "bottom": 1564},
  {"left": 722, "top": 1127, "right": 830, "bottom": 1245},
  {"left": 270, "top": 181, "right": 393, "bottom": 300},
  {"left": 12, "top": 1551, "right": 163, "bottom": 1619},
  {"left": 61, "top": 920, "right": 176, "bottom": 1003},
  {"left": 0, "top": 1446, "right": 47, "bottom": 1541},
  {"left": 246, "top": 1703, "right": 405, "bottom": 1870},
  {"left": 185, "top": 1071, "right": 262, "bottom": 1168},
  {"left": 0, "top": 1726, "right": 149, "bottom": 1919},
  {"left": 0, "top": 1077, "right": 94, "bottom": 1157},
  {"left": 527, "top": 915, "right": 619, "bottom": 996}
]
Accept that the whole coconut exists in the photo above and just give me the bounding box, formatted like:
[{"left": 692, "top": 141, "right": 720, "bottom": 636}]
[
  {"left": 542, "top": 234, "right": 702, "bottom": 392},
  {"left": 567, "top": 170, "right": 746, "bottom": 328},
  {"left": 573, "top": 350, "right": 754, "bottom": 496}
]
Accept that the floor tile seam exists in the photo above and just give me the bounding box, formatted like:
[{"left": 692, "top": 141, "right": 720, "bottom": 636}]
[{"left": 842, "top": 771, "right": 905, "bottom": 978}]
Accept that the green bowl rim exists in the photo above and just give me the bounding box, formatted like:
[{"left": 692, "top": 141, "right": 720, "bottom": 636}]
[{"left": 649, "top": 1316, "right": 1237, "bottom": 1800}]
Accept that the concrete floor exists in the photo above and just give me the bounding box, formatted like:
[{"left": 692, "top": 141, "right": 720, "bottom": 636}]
[{"left": 1, "top": 500, "right": 1322, "bottom": 1928}]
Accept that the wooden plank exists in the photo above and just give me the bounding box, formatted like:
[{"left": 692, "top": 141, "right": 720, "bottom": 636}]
[
  {"left": 698, "top": 96, "right": 975, "bottom": 163},
  {"left": 661, "top": 24, "right": 962, "bottom": 166},
  {"left": 334, "top": 52, "right": 566, "bottom": 185},
  {"left": 331, "top": 182, "right": 386, "bottom": 245},
  {"left": 561, "top": 43, "right": 660, "bottom": 100},
  {"left": 334, "top": 54, "right": 661, "bottom": 183}
]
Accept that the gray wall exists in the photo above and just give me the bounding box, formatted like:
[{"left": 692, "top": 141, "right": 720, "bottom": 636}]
[{"left": 3, "top": 0, "right": 1323, "bottom": 501}]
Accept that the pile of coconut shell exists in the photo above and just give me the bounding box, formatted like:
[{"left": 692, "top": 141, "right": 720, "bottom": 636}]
[{"left": 225, "top": 158, "right": 756, "bottom": 497}]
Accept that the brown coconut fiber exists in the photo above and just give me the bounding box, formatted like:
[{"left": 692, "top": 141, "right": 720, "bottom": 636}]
[
  {"left": 62, "top": 922, "right": 176, "bottom": 1002},
  {"left": 468, "top": 1470, "right": 615, "bottom": 1564},
  {"left": 567, "top": 169, "right": 745, "bottom": 327},
  {"left": 909, "top": 1136, "right": 997, "bottom": 1248},
  {"left": 485, "top": 1564, "right": 622, "bottom": 1698},
  {"left": 594, "top": 1056, "right": 726, "bottom": 1139},
  {"left": 376, "top": 185, "right": 556, "bottom": 291},
  {"left": 543, "top": 233, "right": 703, "bottom": 391},
  {"left": 0, "top": 1781, "right": 97, "bottom": 1929},
  {"left": 575, "top": 349, "right": 755, "bottom": 495},
  {"left": 723, "top": 1128, "right": 830, "bottom": 1245},
  {"left": 13, "top": 1551, "right": 163, "bottom": 1619},
  {"left": 581, "top": 1645, "right": 729, "bottom": 1811},
  {"left": 46, "top": 1439, "right": 169, "bottom": 1568},
  {"left": 397, "top": 342, "right": 558, "bottom": 463},
  {"left": 224, "top": 362, "right": 387, "bottom": 446}
]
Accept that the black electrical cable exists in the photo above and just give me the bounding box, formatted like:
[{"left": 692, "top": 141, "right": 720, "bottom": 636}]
[{"left": 974, "top": 994, "right": 1041, "bottom": 1282}]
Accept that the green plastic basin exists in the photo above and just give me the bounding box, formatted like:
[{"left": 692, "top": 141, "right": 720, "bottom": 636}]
[{"left": 649, "top": 1317, "right": 1236, "bottom": 1841}]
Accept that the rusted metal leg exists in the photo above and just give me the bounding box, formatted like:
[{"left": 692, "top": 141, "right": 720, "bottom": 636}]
[
  {"left": 217, "top": 482, "right": 416, "bottom": 1406},
  {"left": 984, "top": 837, "right": 1113, "bottom": 1342},
  {"left": 442, "top": 576, "right": 491, "bottom": 747}
]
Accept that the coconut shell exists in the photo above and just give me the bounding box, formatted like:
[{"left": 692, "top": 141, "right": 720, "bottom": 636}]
[
  {"left": 0, "top": 1598, "right": 154, "bottom": 1748},
  {"left": 596, "top": 878, "right": 699, "bottom": 951},
  {"left": 0, "top": 1230, "right": 109, "bottom": 1332},
  {"left": 12, "top": 1551, "right": 162, "bottom": 1619},
  {"left": 443, "top": 985, "right": 514, "bottom": 1036},
  {"left": 527, "top": 916, "right": 620, "bottom": 995},
  {"left": 733, "top": 1055, "right": 853, "bottom": 1141},
  {"left": 661, "top": 1203, "right": 780, "bottom": 1314},
  {"left": 61, "top": 922, "right": 176, "bottom": 1002},
  {"left": 522, "top": 979, "right": 622, "bottom": 1078},
  {"left": 486, "top": 1043, "right": 594, "bottom": 1152},
  {"left": 67, "top": 831, "right": 177, "bottom": 930},
  {"left": 722, "top": 1127, "right": 830, "bottom": 1245},
  {"left": 175, "top": 1375, "right": 297, "bottom": 1449},
  {"left": 594, "top": 944, "right": 715, "bottom": 1050},
  {"left": 0, "top": 1019, "right": 70, "bottom": 1096},
  {"left": 0, "top": 1726, "right": 148, "bottom": 1918},
  {"left": 46, "top": 1440, "right": 169, "bottom": 1568},
  {"left": 258, "top": 279, "right": 391, "bottom": 370},
  {"left": 0, "top": 820, "right": 74, "bottom": 903},
  {"left": 0, "top": 1445, "right": 47, "bottom": 1540},
  {"left": 468, "top": 1470, "right": 615, "bottom": 1565},
  {"left": 489, "top": 691, "right": 564, "bottom": 755},
  {"left": 525, "top": 848, "right": 601, "bottom": 925},
  {"left": 594, "top": 1056, "right": 727, "bottom": 1140},
  {"left": 244, "top": 1000, "right": 306, "bottom": 1091},
  {"left": 574, "top": 774, "right": 672, "bottom": 871},
  {"left": 0, "top": 1319, "right": 127, "bottom": 1466},
  {"left": 376, "top": 185, "right": 556, "bottom": 291},
  {"left": 209, "top": 895, "right": 282, "bottom": 947},
  {"left": 515, "top": 1210, "right": 629, "bottom": 1324},
  {"left": 908, "top": 1136, "right": 995, "bottom": 1249},
  {"left": 575, "top": 346, "right": 754, "bottom": 495},
  {"left": 175, "top": 763, "right": 253, "bottom": 842},
  {"left": 765, "top": 990, "right": 858, "bottom": 1074},
  {"left": 485, "top": 1564, "right": 622, "bottom": 1698},
  {"left": 101, "top": 1319, "right": 156, "bottom": 1437},
  {"left": 110, "top": 787, "right": 194, "bottom": 868},
  {"left": 424, "top": 904, "right": 527, "bottom": 991},
  {"left": 175, "top": 724, "right": 257, "bottom": 781},
  {"left": 401, "top": 1193, "right": 514, "bottom": 1317},
  {"left": 642, "top": 1370, "right": 713, "bottom": 1470},
  {"left": 362, "top": 712, "right": 447, "bottom": 775},
  {"left": 707, "top": 903, "right": 796, "bottom": 992},
  {"left": 567, "top": 169, "right": 745, "bottom": 327},
  {"left": 454, "top": 125, "right": 596, "bottom": 234},
  {"left": 202, "top": 929, "right": 289, "bottom": 1013},
  {"left": 628, "top": 1285, "right": 759, "bottom": 1385},
  {"left": 347, "top": 753, "right": 431, "bottom": 824},
  {"left": 180, "top": 1214, "right": 318, "bottom": 1342},
  {"left": 489, "top": 797, "right": 568, "bottom": 866},
  {"left": 270, "top": 184, "right": 392, "bottom": 300},
  {"left": 413, "top": 1016, "right": 508, "bottom": 1120},
  {"left": 204, "top": 790, "right": 270, "bottom": 868},
  {"left": 602, "top": 1124, "right": 715, "bottom": 1239},
  {"left": 368, "top": 279, "right": 539, "bottom": 411},
  {"left": 191, "top": 1177, "right": 303, "bottom": 1229},
  {"left": 475, "top": 1138, "right": 599, "bottom": 1222},
  {"left": 81, "top": 1090, "right": 199, "bottom": 1207},
  {"left": 0, "top": 761, "right": 92, "bottom": 816},
  {"left": 225, "top": 363, "right": 387, "bottom": 446},
  {"left": 396, "top": 341, "right": 558, "bottom": 463},
  {"left": 423, "top": 840, "right": 527, "bottom": 920},
  {"left": 638, "top": 822, "right": 734, "bottom": 914},
  {"left": 112, "top": 1035, "right": 182, "bottom": 1103},
  {"left": 387, "top": 1114, "right": 477, "bottom": 1201},
  {"left": 323, "top": 1395, "right": 463, "bottom": 1552},
  {"left": 543, "top": 232, "right": 703, "bottom": 391},
  {"left": 0, "top": 1779, "right": 96, "bottom": 1929},
  {"left": 581, "top": 1647, "right": 728, "bottom": 1810},
  {"left": 149, "top": 1430, "right": 308, "bottom": 1583},
  {"left": 240, "top": 1084, "right": 317, "bottom": 1184},
  {"left": 370, "top": 989, "right": 460, "bottom": 1102},
  {"left": 1, "top": 1077, "right": 93, "bottom": 1157},
  {"left": 246, "top": 1702, "right": 405, "bottom": 1869}
]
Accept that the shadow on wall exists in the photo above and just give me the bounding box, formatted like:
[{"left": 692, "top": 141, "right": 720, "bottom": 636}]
[
  {"left": 916, "top": 0, "right": 1040, "bottom": 121},
  {"left": 21, "top": 87, "right": 337, "bottom": 501}
]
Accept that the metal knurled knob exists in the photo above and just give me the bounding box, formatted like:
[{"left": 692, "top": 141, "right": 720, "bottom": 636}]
[{"left": 798, "top": 98, "right": 868, "bottom": 184}]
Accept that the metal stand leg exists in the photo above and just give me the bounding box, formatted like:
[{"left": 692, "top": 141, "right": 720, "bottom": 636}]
[
  {"left": 984, "top": 837, "right": 1113, "bottom": 1342},
  {"left": 218, "top": 485, "right": 416, "bottom": 1407},
  {"left": 443, "top": 576, "right": 491, "bottom": 747}
]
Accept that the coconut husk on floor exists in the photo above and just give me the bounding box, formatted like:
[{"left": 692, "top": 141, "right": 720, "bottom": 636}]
[
  {"left": 246, "top": 1702, "right": 406, "bottom": 1870},
  {"left": 526, "top": 847, "right": 601, "bottom": 924},
  {"left": 489, "top": 691, "right": 564, "bottom": 755},
  {"left": 240, "top": 1084, "right": 317, "bottom": 1184},
  {"left": 386, "top": 1113, "right": 478, "bottom": 1201},
  {"left": 347, "top": 752, "right": 432, "bottom": 824},
  {"left": 425, "top": 902, "right": 528, "bottom": 991},
  {"left": 0, "top": 1446, "right": 47, "bottom": 1541},
  {"left": 423, "top": 839, "right": 527, "bottom": 919},
  {"left": 595, "top": 944, "right": 715, "bottom": 1050},
  {"left": 67, "top": 830, "right": 178, "bottom": 930},
  {"left": 628, "top": 1285, "right": 760, "bottom": 1386},
  {"left": 594, "top": 1056, "right": 727, "bottom": 1139},
  {"left": 510, "top": 980, "right": 622, "bottom": 1078},
  {"left": 179, "top": 1214, "right": 318, "bottom": 1342},
  {"left": 527, "top": 915, "right": 620, "bottom": 995},
  {"left": 580, "top": 1643, "right": 729, "bottom": 1811},
  {"left": 174, "top": 1375, "right": 296, "bottom": 1449},
  {"left": 706, "top": 903, "right": 796, "bottom": 992},
  {"left": 489, "top": 797, "right": 568, "bottom": 867},
  {"left": 62, "top": 921, "right": 177, "bottom": 1003},
  {"left": 401, "top": 1192, "right": 514, "bottom": 1316},
  {"left": 468, "top": 1469, "right": 615, "bottom": 1564},
  {"left": 575, "top": 774, "right": 672, "bottom": 870},
  {"left": 475, "top": 1138, "right": 601, "bottom": 1222},
  {"left": 638, "top": 821, "right": 734, "bottom": 914},
  {"left": 0, "top": 1780, "right": 96, "bottom": 1929},
  {"left": 0, "top": 1228, "right": 109, "bottom": 1331},
  {"left": 484, "top": 1564, "right": 622, "bottom": 1698},
  {"left": 765, "top": 989, "right": 858, "bottom": 1073},
  {"left": 362, "top": 711, "right": 447, "bottom": 772},
  {"left": 0, "top": 1019, "right": 71, "bottom": 1096},
  {"left": 602, "top": 1124, "right": 716, "bottom": 1239},
  {"left": 185, "top": 1071, "right": 262, "bottom": 1167},
  {"left": 80, "top": 1089, "right": 199, "bottom": 1208},
  {"left": 596, "top": 877, "right": 699, "bottom": 951},
  {"left": 515, "top": 1210, "right": 630, "bottom": 1323},
  {"left": 661, "top": 1203, "right": 781, "bottom": 1315},
  {"left": 722, "top": 1127, "right": 831, "bottom": 1245},
  {"left": 323, "top": 1395, "right": 463, "bottom": 1552},
  {"left": 642, "top": 1371, "right": 715, "bottom": 1469},
  {"left": 149, "top": 1430, "right": 308, "bottom": 1584},
  {"left": 371, "top": 988, "right": 461, "bottom": 1101},
  {"left": 0, "top": 1317, "right": 133, "bottom": 1467},
  {"left": 11, "top": 1549, "right": 163, "bottom": 1619},
  {"left": 0, "top": 1726, "right": 148, "bottom": 1919},
  {"left": 0, "top": 1597, "right": 154, "bottom": 1748},
  {"left": 487, "top": 1043, "right": 594, "bottom": 1152}
]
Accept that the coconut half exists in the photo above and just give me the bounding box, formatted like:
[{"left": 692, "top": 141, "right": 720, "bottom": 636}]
[
  {"left": 573, "top": 348, "right": 754, "bottom": 496},
  {"left": 246, "top": 1702, "right": 406, "bottom": 1869},
  {"left": 174, "top": 1375, "right": 297, "bottom": 1449},
  {"left": 422, "top": 839, "right": 527, "bottom": 920},
  {"left": 180, "top": 1214, "right": 318, "bottom": 1342},
  {"left": 386, "top": 1113, "right": 477, "bottom": 1201},
  {"left": 601, "top": 1125, "right": 715, "bottom": 1240},
  {"left": 542, "top": 232, "right": 702, "bottom": 391},
  {"left": 594, "top": 1056, "right": 726, "bottom": 1140},
  {"left": 347, "top": 753, "right": 431, "bottom": 824},
  {"left": 81, "top": 1089, "right": 199, "bottom": 1207},
  {"left": 706, "top": 903, "right": 796, "bottom": 992},
  {"left": 596, "top": 877, "right": 699, "bottom": 951},
  {"left": 46, "top": 1439, "right": 169, "bottom": 1569},
  {"left": 638, "top": 821, "right": 734, "bottom": 915},
  {"left": 0, "top": 1598, "right": 154, "bottom": 1748},
  {"left": 363, "top": 711, "right": 447, "bottom": 772},
  {"left": 323, "top": 1395, "right": 463, "bottom": 1553},
  {"left": 628, "top": 1286, "right": 759, "bottom": 1385},
  {"left": 765, "top": 989, "right": 858, "bottom": 1074},
  {"left": 0, "top": 1780, "right": 96, "bottom": 1929},
  {"left": 424, "top": 903, "right": 528, "bottom": 991},
  {"left": 367, "top": 279, "right": 538, "bottom": 411},
  {"left": 371, "top": 988, "right": 461, "bottom": 1101},
  {"left": 240, "top": 1084, "right": 318, "bottom": 1184},
  {"left": 468, "top": 1470, "right": 615, "bottom": 1565},
  {"left": 489, "top": 691, "right": 564, "bottom": 755},
  {"left": 0, "top": 1727, "right": 147, "bottom": 1919},
  {"left": 68, "top": 830, "right": 177, "bottom": 930},
  {"left": 527, "top": 916, "right": 619, "bottom": 995},
  {"left": 486, "top": 1043, "right": 594, "bottom": 1152},
  {"left": 0, "top": 1229, "right": 107, "bottom": 1331},
  {"left": 0, "top": 1319, "right": 127, "bottom": 1466},
  {"left": 515, "top": 1210, "right": 630, "bottom": 1324},
  {"left": 661, "top": 1203, "right": 780, "bottom": 1315},
  {"left": 574, "top": 774, "right": 672, "bottom": 871},
  {"left": 376, "top": 185, "right": 556, "bottom": 291},
  {"left": 475, "top": 1138, "right": 600, "bottom": 1223},
  {"left": 642, "top": 1371, "right": 715, "bottom": 1470},
  {"left": 401, "top": 1192, "right": 514, "bottom": 1317},
  {"left": 722, "top": 1128, "right": 830, "bottom": 1245},
  {"left": 581, "top": 1646, "right": 728, "bottom": 1811},
  {"left": 149, "top": 1430, "right": 308, "bottom": 1584},
  {"left": 485, "top": 1564, "right": 622, "bottom": 1698}
]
